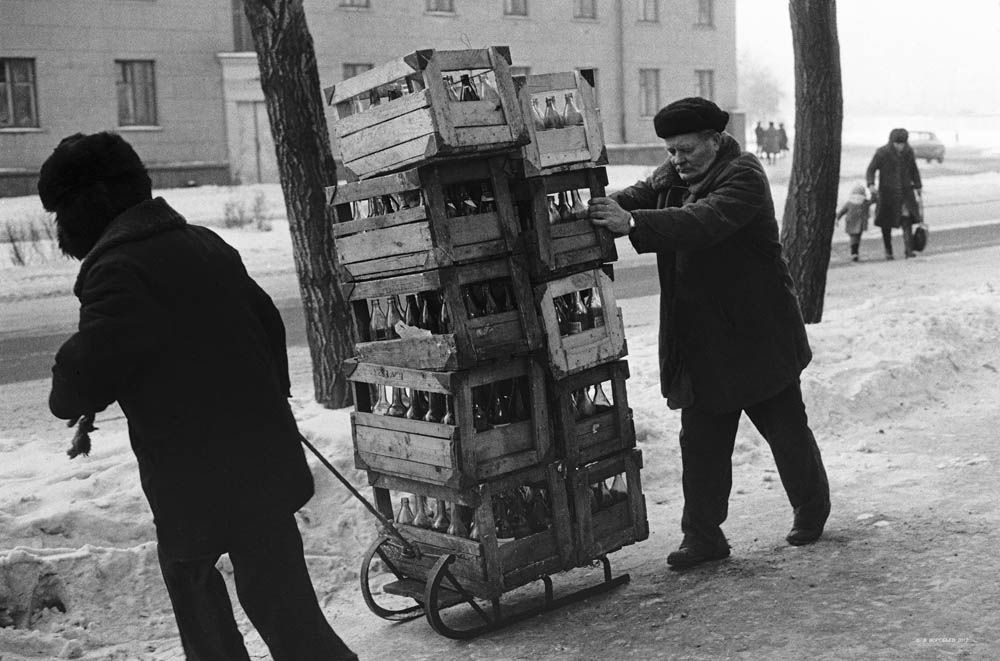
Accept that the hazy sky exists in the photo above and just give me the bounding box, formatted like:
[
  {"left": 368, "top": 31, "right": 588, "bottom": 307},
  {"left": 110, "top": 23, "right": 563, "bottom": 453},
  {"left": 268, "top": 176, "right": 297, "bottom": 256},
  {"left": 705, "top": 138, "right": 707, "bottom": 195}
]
[{"left": 736, "top": 0, "right": 1000, "bottom": 116}]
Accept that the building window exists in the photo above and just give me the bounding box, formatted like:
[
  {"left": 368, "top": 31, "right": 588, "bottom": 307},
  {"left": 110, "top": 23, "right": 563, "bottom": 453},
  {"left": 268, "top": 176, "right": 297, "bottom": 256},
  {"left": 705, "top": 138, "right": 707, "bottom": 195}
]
[
  {"left": 343, "top": 63, "right": 374, "bottom": 80},
  {"left": 0, "top": 58, "right": 39, "bottom": 128},
  {"left": 231, "top": 0, "right": 254, "bottom": 52},
  {"left": 696, "top": 69, "right": 715, "bottom": 100},
  {"left": 574, "top": 0, "right": 596, "bottom": 19},
  {"left": 640, "top": 0, "right": 659, "bottom": 22},
  {"left": 426, "top": 0, "right": 454, "bottom": 11},
  {"left": 697, "top": 0, "right": 714, "bottom": 26},
  {"left": 339, "top": 0, "right": 370, "bottom": 7},
  {"left": 116, "top": 60, "right": 157, "bottom": 127},
  {"left": 639, "top": 69, "right": 659, "bottom": 117},
  {"left": 504, "top": 0, "right": 528, "bottom": 16}
]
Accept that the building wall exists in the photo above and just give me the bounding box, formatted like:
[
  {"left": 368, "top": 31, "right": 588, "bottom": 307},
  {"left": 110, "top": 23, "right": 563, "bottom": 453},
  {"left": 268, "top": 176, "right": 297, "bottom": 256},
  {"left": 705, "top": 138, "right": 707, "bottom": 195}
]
[{"left": 0, "top": 0, "right": 232, "bottom": 195}]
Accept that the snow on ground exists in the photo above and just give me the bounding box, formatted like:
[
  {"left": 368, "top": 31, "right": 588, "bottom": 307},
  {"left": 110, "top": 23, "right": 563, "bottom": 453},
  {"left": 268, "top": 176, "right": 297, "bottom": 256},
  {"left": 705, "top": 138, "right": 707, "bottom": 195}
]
[{"left": 1, "top": 164, "right": 999, "bottom": 658}]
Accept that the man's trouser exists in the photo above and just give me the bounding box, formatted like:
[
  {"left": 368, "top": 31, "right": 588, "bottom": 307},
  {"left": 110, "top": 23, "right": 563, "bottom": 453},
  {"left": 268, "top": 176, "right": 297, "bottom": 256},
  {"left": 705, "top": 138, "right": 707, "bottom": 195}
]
[
  {"left": 678, "top": 380, "right": 831, "bottom": 547},
  {"left": 158, "top": 513, "right": 356, "bottom": 661}
]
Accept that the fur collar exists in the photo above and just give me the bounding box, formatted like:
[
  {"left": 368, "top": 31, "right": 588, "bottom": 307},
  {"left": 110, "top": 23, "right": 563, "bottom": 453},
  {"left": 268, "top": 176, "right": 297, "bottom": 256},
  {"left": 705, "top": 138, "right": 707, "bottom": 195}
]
[
  {"left": 75, "top": 197, "right": 186, "bottom": 296},
  {"left": 647, "top": 131, "right": 746, "bottom": 195}
]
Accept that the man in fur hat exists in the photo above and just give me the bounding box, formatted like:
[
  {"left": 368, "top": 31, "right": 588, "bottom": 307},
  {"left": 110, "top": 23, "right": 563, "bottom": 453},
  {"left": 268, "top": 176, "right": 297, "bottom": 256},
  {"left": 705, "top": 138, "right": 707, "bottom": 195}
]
[
  {"left": 39, "top": 132, "right": 356, "bottom": 660},
  {"left": 585, "top": 98, "right": 831, "bottom": 569}
]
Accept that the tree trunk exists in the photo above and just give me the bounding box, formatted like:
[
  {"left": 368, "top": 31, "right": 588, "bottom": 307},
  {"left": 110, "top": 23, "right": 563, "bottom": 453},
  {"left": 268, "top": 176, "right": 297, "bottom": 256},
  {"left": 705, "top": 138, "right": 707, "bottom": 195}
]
[
  {"left": 242, "top": 0, "right": 355, "bottom": 407},
  {"left": 780, "top": 0, "right": 843, "bottom": 323}
]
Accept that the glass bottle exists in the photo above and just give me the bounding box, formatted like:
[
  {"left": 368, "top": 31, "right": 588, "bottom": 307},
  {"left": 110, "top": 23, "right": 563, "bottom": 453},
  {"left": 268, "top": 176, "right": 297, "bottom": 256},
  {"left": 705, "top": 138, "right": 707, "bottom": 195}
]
[
  {"left": 593, "top": 381, "right": 613, "bottom": 412},
  {"left": 420, "top": 293, "right": 439, "bottom": 334},
  {"left": 396, "top": 497, "right": 414, "bottom": 524},
  {"left": 589, "top": 289, "right": 605, "bottom": 328},
  {"left": 575, "top": 289, "right": 592, "bottom": 331},
  {"left": 459, "top": 187, "right": 478, "bottom": 215},
  {"left": 556, "top": 191, "right": 572, "bottom": 222},
  {"left": 479, "top": 74, "right": 501, "bottom": 105},
  {"left": 528, "top": 488, "right": 550, "bottom": 532},
  {"left": 555, "top": 295, "right": 570, "bottom": 335},
  {"left": 442, "top": 395, "right": 455, "bottom": 425},
  {"left": 424, "top": 390, "right": 445, "bottom": 423},
  {"left": 562, "top": 91, "right": 584, "bottom": 126},
  {"left": 493, "top": 495, "right": 513, "bottom": 540},
  {"left": 404, "top": 294, "right": 420, "bottom": 330},
  {"left": 369, "top": 298, "right": 386, "bottom": 341},
  {"left": 509, "top": 492, "right": 532, "bottom": 539},
  {"left": 405, "top": 389, "right": 427, "bottom": 420},
  {"left": 444, "top": 186, "right": 460, "bottom": 217},
  {"left": 531, "top": 97, "right": 547, "bottom": 131},
  {"left": 372, "top": 382, "right": 390, "bottom": 415},
  {"left": 463, "top": 286, "right": 483, "bottom": 319},
  {"left": 599, "top": 479, "right": 614, "bottom": 508},
  {"left": 543, "top": 96, "right": 564, "bottom": 129},
  {"left": 478, "top": 182, "right": 496, "bottom": 213},
  {"left": 447, "top": 505, "right": 470, "bottom": 537},
  {"left": 442, "top": 75, "right": 460, "bottom": 101},
  {"left": 510, "top": 378, "right": 528, "bottom": 422},
  {"left": 468, "top": 519, "right": 481, "bottom": 541},
  {"left": 473, "top": 387, "right": 492, "bottom": 432},
  {"left": 548, "top": 195, "right": 562, "bottom": 225},
  {"left": 386, "top": 387, "right": 407, "bottom": 417},
  {"left": 438, "top": 294, "right": 451, "bottom": 333},
  {"left": 577, "top": 386, "right": 597, "bottom": 418},
  {"left": 610, "top": 473, "right": 628, "bottom": 503},
  {"left": 368, "top": 87, "right": 381, "bottom": 108},
  {"left": 386, "top": 83, "right": 403, "bottom": 101},
  {"left": 569, "top": 189, "right": 587, "bottom": 220},
  {"left": 386, "top": 295, "right": 404, "bottom": 340},
  {"left": 432, "top": 499, "right": 451, "bottom": 532},
  {"left": 589, "top": 484, "right": 601, "bottom": 513},
  {"left": 481, "top": 284, "right": 499, "bottom": 316},
  {"left": 489, "top": 380, "right": 512, "bottom": 428},
  {"left": 567, "top": 292, "right": 585, "bottom": 335},
  {"left": 412, "top": 495, "right": 432, "bottom": 528},
  {"left": 459, "top": 74, "right": 480, "bottom": 101}
]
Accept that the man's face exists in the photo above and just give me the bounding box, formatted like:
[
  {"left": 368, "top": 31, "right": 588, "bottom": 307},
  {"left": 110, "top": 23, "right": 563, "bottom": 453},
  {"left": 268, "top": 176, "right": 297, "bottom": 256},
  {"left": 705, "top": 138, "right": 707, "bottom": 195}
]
[
  {"left": 664, "top": 132, "right": 722, "bottom": 183},
  {"left": 893, "top": 141, "right": 906, "bottom": 153}
]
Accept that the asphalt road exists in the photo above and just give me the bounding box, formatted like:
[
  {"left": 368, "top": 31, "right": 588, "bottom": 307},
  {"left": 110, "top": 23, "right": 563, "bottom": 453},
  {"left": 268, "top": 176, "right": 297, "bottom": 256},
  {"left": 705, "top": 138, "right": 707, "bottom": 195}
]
[{"left": 2, "top": 220, "right": 999, "bottom": 387}]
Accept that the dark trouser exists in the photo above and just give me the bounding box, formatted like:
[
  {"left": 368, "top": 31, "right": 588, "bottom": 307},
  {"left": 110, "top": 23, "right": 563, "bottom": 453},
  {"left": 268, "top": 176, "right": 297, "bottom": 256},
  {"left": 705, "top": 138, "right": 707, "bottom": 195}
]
[
  {"left": 158, "top": 514, "right": 356, "bottom": 661},
  {"left": 678, "top": 380, "right": 830, "bottom": 547},
  {"left": 849, "top": 233, "right": 861, "bottom": 256},
  {"left": 881, "top": 222, "right": 914, "bottom": 257}
]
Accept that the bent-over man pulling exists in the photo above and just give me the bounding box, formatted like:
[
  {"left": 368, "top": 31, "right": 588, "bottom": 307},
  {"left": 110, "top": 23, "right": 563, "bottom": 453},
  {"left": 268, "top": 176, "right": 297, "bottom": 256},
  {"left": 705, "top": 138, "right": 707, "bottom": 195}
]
[{"left": 586, "top": 97, "right": 831, "bottom": 569}]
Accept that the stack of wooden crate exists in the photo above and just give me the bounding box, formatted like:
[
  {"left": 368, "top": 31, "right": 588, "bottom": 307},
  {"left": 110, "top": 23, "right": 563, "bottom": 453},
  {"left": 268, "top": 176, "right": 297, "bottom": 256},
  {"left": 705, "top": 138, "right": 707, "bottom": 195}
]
[{"left": 324, "top": 46, "right": 647, "bottom": 605}]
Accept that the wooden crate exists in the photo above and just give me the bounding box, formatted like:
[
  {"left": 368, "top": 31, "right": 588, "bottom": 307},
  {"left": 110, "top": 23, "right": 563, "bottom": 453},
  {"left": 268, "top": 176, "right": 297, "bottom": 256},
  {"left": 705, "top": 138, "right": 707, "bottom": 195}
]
[
  {"left": 512, "top": 69, "right": 607, "bottom": 178},
  {"left": 347, "top": 356, "right": 550, "bottom": 488},
  {"left": 568, "top": 449, "right": 648, "bottom": 566},
  {"left": 549, "top": 360, "right": 636, "bottom": 470},
  {"left": 344, "top": 256, "right": 542, "bottom": 371},
  {"left": 508, "top": 166, "right": 617, "bottom": 280},
  {"left": 327, "top": 156, "right": 521, "bottom": 283},
  {"left": 534, "top": 267, "right": 628, "bottom": 379},
  {"left": 366, "top": 463, "right": 574, "bottom": 600},
  {"left": 325, "top": 46, "right": 529, "bottom": 180}
]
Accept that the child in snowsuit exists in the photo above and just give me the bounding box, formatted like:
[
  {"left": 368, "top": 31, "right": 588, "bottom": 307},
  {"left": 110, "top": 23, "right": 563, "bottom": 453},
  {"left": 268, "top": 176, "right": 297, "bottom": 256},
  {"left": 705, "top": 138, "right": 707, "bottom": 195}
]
[{"left": 836, "top": 183, "right": 872, "bottom": 262}]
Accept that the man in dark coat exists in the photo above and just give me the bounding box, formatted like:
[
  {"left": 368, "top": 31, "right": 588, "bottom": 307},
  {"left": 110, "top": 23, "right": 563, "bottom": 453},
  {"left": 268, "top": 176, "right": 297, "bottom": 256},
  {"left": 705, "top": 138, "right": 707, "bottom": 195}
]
[
  {"left": 586, "top": 98, "right": 830, "bottom": 569},
  {"left": 39, "top": 132, "right": 356, "bottom": 660},
  {"left": 867, "top": 127, "right": 923, "bottom": 259}
]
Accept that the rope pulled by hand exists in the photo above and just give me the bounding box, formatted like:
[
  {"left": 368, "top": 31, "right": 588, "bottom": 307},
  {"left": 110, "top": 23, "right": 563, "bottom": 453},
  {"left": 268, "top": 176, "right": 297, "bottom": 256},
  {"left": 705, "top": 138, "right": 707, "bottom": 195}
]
[{"left": 67, "top": 413, "right": 97, "bottom": 459}]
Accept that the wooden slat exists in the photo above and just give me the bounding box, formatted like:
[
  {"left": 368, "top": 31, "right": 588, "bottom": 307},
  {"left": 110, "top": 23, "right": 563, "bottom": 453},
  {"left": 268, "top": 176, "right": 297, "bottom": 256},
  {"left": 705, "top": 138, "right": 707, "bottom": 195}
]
[
  {"left": 446, "top": 100, "right": 507, "bottom": 128},
  {"left": 355, "top": 334, "right": 461, "bottom": 372},
  {"left": 444, "top": 213, "right": 504, "bottom": 247},
  {"left": 338, "top": 110, "right": 436, "bottom": 160},
  {"left": 333, "top": 90, "right": 431, "bottom": 138},
  {"left": 525, "top": 71, "right": 579, "bottom": 93},
  {"left": 572, "top": 410, "right": 620, "bottom": 449},
  {"left": 451, "top": 240, "right": 509, "bottom": 264},
  {"left": 339, "top": 252, "right": 438, "bottom": 281},
  {"left": 332, "top": 205, "right": 427, "bottom": 239},
  {"left": 354, "top": 411, "right": 454, "bottom": 439},
  {"left": 336, "top": 222, "right": 433, "bottom": 266},
  {"left": 451, "top": 125, "right": 517, "bottom": 148},
  {"left": 367, "top": 472, "right": 481, "bottom": 507},
  {"left": 534, "top": 127, "right": 589, "bottom": 155},
  {"left": 355, "top": 425, "right": 456, "bottom": 467},
  {"left": 344, "top": 134, "right": 438, "bottom": 180},
  {"left": 328, "top": 55, "right": 420, "bottom": 104},
  {"left": 549, "top": 218, "right": 597, "bottom": 240},
  {"left": 332, "top": 168, "right": 423, "bottom": 204},
  {"left": 397, "top": 523, "right": 483, "bottom": 557},
  {"left": 346, "top": 269, "right": 443, "bottom": 301},
  {"left": 474, "top": 449, "right": 539, "bottom": 481},
  {"left": 552, "top": 246, "right": 606, "bottom": 272},
  {"left": 434, "top": 48, "right": 495, "bottom": 71},
  {"left": 360, "top": 452, "right": 457, "bottom": 486},
  {"left": 473, "top": 420, "right": 534, "bottom": 462},
  {"left": 347, "top": 362, "right": 453, "bottom": 392}
]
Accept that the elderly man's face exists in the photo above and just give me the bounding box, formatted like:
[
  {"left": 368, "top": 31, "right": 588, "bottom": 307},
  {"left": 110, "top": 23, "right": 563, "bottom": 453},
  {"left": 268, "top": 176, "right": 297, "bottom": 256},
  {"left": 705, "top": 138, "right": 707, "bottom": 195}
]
[{"left": 664, "top": 132, "right": 722, "bottom": 183}]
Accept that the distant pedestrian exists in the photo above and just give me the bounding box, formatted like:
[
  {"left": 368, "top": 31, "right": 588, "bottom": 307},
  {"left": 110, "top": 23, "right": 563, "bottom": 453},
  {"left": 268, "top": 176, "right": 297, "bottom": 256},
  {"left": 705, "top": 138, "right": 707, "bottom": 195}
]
[
  {"left": 763, "top": 121, "right": 780, "bottom": 164},
  {"left": 778, "top": 123, "right": 789, "bottom": 157},
  {"left": 754, "top": 121, "right": 765, "bottom": 157},
  {"left": 835, "top": 183, "right": 872, "bottom": 262},
  {"left": 866, "top": 128, "right": 923, "bottom": 259}
]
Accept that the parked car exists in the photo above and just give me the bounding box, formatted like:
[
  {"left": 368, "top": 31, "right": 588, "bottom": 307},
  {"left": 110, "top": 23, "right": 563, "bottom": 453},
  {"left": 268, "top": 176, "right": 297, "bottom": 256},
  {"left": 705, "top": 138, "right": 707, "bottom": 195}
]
[{"left": 908, "top": 130, "right": 945, "bottom": 163}]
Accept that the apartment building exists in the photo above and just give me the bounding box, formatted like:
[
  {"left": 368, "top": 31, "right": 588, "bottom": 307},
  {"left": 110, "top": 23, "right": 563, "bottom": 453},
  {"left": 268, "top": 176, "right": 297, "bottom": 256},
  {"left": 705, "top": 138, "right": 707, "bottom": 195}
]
[{"left": 1, "top": 0, "right": 736, "bottom": 196}]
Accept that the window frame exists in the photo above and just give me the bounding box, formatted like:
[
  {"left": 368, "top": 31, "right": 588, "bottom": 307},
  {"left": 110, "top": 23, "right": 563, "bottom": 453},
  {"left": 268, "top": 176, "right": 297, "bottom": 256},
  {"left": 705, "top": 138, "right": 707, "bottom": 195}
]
[
  {"left": 695, "top": 69, "right": 715, "bottom": 101},
  {"left": 425, "top": 0, "right": 455, "bottom": 12},
  {"left": 503, "top": 0, "right": 528, "bottom": 17},
  {"left": 697, "top": 0, "right": 714, "bottom": 26},
  {"left": 640, "top": 0, "right": 659, "bottom": 23},
  {"left": 638, "top": 68, "right": 660, "bottom": 117},
  {"left": 339, "top": 0, "right": 371, "bottom": 8},
  {"left": 0, "top": 58, "right": 40, "bottom": 129},
  {"left": 574, "top": 0, "right": 597, "bottom": 19},
  {"left": 116, "top": 60, "right": 158, "bottom": 127}
]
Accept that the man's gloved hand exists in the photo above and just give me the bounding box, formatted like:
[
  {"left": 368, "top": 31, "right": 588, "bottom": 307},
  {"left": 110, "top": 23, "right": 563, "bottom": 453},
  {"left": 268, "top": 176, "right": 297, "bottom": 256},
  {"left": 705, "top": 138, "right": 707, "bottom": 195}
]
[{"left": 67, "top": 413, "right": 97, "bottom": 459}]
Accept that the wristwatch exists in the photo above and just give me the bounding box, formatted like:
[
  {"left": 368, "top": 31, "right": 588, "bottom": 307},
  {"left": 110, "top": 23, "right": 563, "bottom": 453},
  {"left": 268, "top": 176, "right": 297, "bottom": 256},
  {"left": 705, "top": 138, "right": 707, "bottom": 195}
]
[{"left": 627, "top": 213, "right": 636, "bottom": 234}]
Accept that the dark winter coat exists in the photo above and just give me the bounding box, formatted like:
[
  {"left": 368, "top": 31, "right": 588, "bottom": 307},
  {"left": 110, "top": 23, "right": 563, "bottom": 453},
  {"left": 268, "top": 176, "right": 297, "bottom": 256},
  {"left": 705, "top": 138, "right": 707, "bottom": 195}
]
[
  {"left": 866, "top": 142, "right": 922, "bottom": 228},
  {"left": 50, "top": 198, "right": 314, "bottom": 558},
  {"left": 611, "top": 133, "right": 812, "bottom": 413}
]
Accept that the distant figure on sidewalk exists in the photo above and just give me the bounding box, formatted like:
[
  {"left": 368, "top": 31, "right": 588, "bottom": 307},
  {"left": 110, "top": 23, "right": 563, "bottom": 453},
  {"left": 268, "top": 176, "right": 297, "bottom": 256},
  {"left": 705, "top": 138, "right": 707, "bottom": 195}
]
[
  {"left": 754, "top": 121, "right": 765, "bottom": 157},
  {"left": 835, "top": 183, "right": 872, "bottom": 262},
  {"left": 778, "top": 123, "right": 789, "bottom": 157},
  {"left": 866, "top": 128, "right": 923, "bottom": 259},
  {"left": 39, "top": 132, "right": 357, "bottom": 661},
  {"left": 763, "top": 121, "right": 780, "bottom": 164}
]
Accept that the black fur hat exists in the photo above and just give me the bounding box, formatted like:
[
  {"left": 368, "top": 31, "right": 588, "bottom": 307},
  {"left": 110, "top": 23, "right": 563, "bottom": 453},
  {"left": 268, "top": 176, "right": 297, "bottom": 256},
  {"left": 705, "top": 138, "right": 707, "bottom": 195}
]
[
  {"left": 889, "top": 128, "right": 909, "bottom": 144},
  {"left": 38, "top": 132, "right": 150, "bottom": 211},
  {"left": 654, "top": 97, "right": 730, "bottom": 139}
]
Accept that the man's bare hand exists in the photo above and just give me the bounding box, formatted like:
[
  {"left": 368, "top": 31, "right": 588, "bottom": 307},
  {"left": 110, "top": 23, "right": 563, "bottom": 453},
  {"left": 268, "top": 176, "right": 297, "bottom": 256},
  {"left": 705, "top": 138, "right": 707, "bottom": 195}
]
[{"left": 587, "top": 197, "right": 633, "bottom": 236}]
